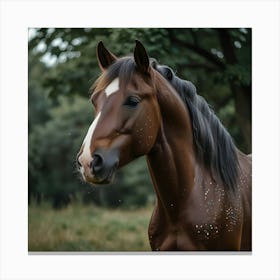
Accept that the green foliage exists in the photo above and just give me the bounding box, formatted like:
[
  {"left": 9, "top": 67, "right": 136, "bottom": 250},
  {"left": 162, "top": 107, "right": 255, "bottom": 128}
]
[
  {"left": 28, "top": 28, "right": 251, "bottom": 209},
  {"left": 28, "top": 95, "right": 92, "bottom": 208}
]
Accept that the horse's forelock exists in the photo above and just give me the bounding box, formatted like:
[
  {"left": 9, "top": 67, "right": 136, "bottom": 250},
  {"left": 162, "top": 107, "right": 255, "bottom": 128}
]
[{"left": 91, "top": 57, "right": 137, "bottom": 96}]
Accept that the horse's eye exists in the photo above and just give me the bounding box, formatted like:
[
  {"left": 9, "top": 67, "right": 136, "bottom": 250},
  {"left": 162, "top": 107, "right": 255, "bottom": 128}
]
[{"left": 123, "top": 96, "right": 141, "bottom": 108}]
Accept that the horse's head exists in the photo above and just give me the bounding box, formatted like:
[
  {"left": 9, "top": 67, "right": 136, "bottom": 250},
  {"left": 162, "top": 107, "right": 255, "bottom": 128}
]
[{"left": 77, "top": 41, "right": 161, "bottom": 184}]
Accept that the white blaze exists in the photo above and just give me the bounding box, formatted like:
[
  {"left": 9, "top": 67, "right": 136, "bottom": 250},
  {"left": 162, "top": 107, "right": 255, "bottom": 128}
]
[
  {"left": 82, "top": 112, "right": 101, "bottom": 159},
  {"left": 105, "top": 78, "right": 119, "bottom": 97},
  {"left": 79, "top": 77, "right": 119, "bottom": 176}
]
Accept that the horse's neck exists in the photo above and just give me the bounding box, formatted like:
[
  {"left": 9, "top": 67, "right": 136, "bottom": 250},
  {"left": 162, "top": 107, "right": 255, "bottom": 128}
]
[
  {"left": 146, "top": 133, "right": 195, "bottom": 224},
  {"left": 146, "top": 78, "right": 197, "bottom": 224}
]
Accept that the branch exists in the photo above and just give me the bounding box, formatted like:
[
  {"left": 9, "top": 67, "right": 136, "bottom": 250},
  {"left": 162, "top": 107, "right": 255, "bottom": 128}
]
[
  {"left": 184, "top": 63, "right": 218, "bottom": 72},
  {"left": 167, "top": 30, "right": 226, "bottom": 69}
]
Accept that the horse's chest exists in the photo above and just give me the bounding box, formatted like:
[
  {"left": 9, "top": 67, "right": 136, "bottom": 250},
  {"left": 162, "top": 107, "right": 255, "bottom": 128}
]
[
  {"left": 148, "top": 210, "right": 206, "bottom": 250},
  {"left": 149, "top": 226, "right": 196, "bottom": 251},
  {"left": 148, "top": 190, "right": 243, "bottom": 250},
  {"left": 186, "top": 189, "right": 243, "bottom": 241}
]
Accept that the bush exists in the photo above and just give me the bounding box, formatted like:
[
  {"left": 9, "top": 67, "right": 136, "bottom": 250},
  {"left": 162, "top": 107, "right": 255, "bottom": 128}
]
[
  {"left": 29, "top": 96, "right": 92, "bottom": 208},
  {"left": 29, "top": 95, "right": 154, "bottom": 209}
]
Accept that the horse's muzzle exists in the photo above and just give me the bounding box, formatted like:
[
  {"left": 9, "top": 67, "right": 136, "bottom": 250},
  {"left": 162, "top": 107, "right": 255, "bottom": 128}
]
[
  {"left": 78, "top": 148, "right": 119, "bottom": 185},
  {"left": 91, "top": 149, "right": 119, "bottom": 184}
]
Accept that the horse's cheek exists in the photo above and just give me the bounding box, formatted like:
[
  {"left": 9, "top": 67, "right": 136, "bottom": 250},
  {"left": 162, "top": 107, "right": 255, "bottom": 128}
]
[{"left": 133, "top": 111, "right": 158, "bottom": 155}]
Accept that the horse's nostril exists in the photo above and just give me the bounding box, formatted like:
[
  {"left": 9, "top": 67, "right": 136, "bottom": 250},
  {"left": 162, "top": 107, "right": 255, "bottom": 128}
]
[{"left": 90, "top": 153, "right": 104, "bottom": 173}]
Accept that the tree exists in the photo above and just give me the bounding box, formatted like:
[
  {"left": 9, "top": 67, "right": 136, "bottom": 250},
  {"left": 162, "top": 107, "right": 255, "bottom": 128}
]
[
  {"left": 29, "top": 28, "right": 251, "bottom": 152},
  {"left": 28, "top": 28, "right": 252, "bottom": 208},
  {"left": 165, "top": 28, "right": 251, "bottom": 152},
  {"left": 28, "top": 95, "right": 92, "bottom": 208}
]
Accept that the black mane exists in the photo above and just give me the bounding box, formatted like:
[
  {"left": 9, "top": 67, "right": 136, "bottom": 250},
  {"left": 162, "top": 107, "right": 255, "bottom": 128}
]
[{"left": 152, "top": 60, "right": 239, "bottom": 191}]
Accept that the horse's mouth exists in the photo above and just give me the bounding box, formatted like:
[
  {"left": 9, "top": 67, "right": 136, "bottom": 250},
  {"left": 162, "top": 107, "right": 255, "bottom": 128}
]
[
  {"left": 78, "top": 148, "right": 119, "bottom": 185},
  {"left": 81, "top": 163, "right": 118, "bottom": 185},
  {"left": 94, "top": 166, "right": 117, "bottom": 185}
]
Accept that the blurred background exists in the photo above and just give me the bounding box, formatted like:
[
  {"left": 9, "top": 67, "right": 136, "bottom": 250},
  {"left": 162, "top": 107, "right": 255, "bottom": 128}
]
[{"left": 28, "top": 28, "right": 251, "bottom": 251}]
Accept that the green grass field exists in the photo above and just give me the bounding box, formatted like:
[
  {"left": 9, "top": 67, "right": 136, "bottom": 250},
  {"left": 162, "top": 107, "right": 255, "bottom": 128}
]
[{"left": 28, "top": 202, "right": 153, "bottom": 251}]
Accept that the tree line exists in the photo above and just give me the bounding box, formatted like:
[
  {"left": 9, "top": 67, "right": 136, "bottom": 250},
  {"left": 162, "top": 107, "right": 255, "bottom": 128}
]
[{"left": 28, "top": 28, "right": 251, "bottom": 209}]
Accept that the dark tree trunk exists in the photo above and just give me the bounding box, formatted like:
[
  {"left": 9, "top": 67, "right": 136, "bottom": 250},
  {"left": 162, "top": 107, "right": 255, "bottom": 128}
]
[
  {"left": 166, "top": 28, "right": 252, "bottom": 153},
  {"left": 217, "top": 29, "right": 252, "bottom": 153},
  {"left": 231, "top": 84, "right": 252, "bottom": 153}
]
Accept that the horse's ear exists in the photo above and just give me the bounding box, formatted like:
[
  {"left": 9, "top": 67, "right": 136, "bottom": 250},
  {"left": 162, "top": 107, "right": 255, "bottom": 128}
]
[
  {"left": 97, "top": 41, "right": 117, "bottom": 71},
  {"left": 134, "top": 40, "right": 150, "bottom": 74}
]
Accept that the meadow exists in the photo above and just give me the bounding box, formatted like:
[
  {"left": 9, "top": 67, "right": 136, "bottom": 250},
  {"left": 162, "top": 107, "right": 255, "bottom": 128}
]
[{"left": 28, "top": 202, "right": 153, "bottom": 252}]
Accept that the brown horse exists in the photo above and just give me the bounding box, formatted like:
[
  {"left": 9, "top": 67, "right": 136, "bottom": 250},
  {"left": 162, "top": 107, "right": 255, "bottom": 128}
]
[{"left": 77, "top": 40, "right": 252, "bottom": 251}]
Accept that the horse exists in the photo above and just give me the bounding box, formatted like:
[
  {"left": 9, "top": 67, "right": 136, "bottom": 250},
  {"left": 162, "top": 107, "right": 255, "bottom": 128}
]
[{"left": 77, "top": 40, "right": 252, "bottom": 251}]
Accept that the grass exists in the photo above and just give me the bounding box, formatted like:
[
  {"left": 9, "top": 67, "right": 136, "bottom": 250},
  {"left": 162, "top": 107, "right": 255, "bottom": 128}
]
[{"left": 28, "top": 202, "right": 153, "bottom": 252}]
